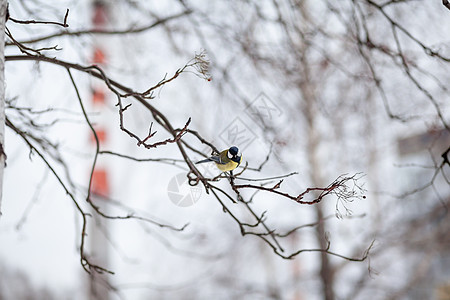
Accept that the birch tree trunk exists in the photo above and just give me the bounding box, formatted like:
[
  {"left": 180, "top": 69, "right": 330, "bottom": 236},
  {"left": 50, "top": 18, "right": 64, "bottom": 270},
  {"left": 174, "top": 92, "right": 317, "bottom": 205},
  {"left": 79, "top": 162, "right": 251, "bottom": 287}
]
[{"left": 0, "top": 1, "right": 7, "bottom": 217}]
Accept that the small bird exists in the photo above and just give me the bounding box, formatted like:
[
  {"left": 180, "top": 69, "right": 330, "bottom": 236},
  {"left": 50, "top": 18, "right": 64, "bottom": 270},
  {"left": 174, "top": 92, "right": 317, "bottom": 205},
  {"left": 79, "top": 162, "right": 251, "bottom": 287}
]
[{"left": 196, "top": 146, "right": 242, "bottom": 172}]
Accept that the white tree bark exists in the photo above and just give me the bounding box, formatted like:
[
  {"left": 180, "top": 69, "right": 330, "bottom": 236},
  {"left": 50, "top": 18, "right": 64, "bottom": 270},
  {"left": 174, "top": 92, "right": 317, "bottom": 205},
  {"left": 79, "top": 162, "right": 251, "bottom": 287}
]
[{"left": 0, "top": 0, "right": 7, "bottom": 217}]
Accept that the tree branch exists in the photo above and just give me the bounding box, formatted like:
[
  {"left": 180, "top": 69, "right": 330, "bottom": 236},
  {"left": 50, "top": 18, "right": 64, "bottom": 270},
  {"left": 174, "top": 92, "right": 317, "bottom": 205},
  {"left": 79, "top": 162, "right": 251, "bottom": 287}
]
[{"left": 9, "top": 9, "right": 69, "bottom": 27}]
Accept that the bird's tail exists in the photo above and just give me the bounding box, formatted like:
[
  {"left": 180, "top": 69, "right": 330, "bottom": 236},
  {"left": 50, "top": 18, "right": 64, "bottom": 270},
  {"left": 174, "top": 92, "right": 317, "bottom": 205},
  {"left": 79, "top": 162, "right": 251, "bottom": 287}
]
[{"left": 196, "top": 158, "right": 213, "bottom": 164}]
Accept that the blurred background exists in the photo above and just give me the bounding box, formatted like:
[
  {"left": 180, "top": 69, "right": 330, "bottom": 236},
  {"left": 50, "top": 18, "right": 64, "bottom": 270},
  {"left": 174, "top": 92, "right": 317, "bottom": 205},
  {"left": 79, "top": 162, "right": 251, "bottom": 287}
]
[{"left": 0, "top": 0, "right": 449, "bottom": 299}]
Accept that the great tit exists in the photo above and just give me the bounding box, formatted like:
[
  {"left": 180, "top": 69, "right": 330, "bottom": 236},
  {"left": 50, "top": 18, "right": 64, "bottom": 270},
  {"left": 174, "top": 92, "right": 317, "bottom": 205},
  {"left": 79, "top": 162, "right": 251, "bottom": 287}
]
[{"left": 196, "top": 146, "right": 242, "bottom": 172}]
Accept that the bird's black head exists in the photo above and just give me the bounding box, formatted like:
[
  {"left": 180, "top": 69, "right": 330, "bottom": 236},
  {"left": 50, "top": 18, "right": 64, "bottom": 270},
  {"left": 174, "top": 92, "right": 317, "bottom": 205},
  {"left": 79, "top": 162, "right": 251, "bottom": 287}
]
[
  {"left": 229, "top": 146, "right": 239, "bottom": 156},
  {"left": 228, "top": 146, "right": 241, "bottom": 163}
]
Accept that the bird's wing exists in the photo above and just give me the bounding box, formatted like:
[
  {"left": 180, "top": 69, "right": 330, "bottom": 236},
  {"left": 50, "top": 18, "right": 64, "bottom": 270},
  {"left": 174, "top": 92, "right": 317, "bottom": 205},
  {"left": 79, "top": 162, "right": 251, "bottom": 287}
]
[
  {"left": 196, "top": 158, "right": 212, "bottom": 164},
  {"left": 209, "top": 155, "right": 225, "bottom": 164},
  {"left": 196, "top": 155, "right": 223, "bottom": 164}
]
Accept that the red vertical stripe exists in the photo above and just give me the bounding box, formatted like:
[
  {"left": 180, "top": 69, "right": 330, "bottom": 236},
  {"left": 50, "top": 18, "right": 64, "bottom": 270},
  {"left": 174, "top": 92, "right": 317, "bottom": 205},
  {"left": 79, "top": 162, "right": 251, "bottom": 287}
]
[
  {"left": 90, "top": 1, "right": 110, "bottom": 199},
  {"left": 92, "top": 1, "right": 108, "bottom": 27},
  {"left": 91, "top": 168, "right": 109, "bottom": 197},
  {"left": 92, "top": 47, "right": 106, "bottom": 64},
  {"left": 92, "top": 88, "right": 105, "bottom": 105},
  {"left": 89, "top": 127, "right": 107, "bottom": 145}
]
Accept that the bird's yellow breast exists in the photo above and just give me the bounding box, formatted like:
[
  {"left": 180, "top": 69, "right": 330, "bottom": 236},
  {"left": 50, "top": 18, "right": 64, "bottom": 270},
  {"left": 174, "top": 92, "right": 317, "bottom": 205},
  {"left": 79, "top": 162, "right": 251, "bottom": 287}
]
[{"left": 215, "top": 156, "right": 242, "bottom": 171}]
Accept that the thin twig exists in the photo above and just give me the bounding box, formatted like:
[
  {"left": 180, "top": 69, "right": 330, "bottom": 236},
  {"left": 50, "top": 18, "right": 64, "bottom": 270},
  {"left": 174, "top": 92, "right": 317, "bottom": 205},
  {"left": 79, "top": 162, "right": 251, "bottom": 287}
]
[{"left": 9, "top": 9, "right": 69, "bottom": 27}]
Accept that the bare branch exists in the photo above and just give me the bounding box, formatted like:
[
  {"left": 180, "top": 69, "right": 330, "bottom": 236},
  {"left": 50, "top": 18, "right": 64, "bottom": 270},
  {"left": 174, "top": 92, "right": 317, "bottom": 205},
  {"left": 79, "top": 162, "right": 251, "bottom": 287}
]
[
  {"left": 9, "top": 8, "right": 69, "bottom": 27},
  {"left": 10, "top": 10, "right": 191, "bottom": 45},
  {"left": 443, "top": 0, "right": 450, "bottom": 11},
  {"left": 137, "top": 118, "right": 191, "bottom": 149},
  {"left": 233, "top": 174, "right": 365, "bottom": 206}
]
